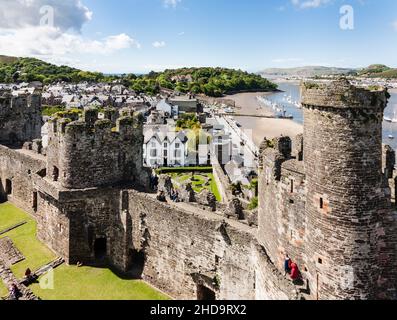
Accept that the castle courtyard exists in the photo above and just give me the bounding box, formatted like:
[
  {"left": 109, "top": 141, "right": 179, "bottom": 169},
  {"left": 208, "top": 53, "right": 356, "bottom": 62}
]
[{"left": 0, "top": 202, "right": 169, "bottom": 301}]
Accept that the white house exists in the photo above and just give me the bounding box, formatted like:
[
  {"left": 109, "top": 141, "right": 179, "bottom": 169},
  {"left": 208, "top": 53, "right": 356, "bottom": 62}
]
[
  {"left": 156, "top": 99, "right": 178, "bottom": 118},
  {"left": 143, "top": 126, "right": 190, "bottom": 167}
]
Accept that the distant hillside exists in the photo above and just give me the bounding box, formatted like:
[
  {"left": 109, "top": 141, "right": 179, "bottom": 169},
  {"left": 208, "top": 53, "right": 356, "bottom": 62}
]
[
  {"left": 0, "top": 56, "right": 105, "bottom": 84},
  {"left": 357, "top": 64, "right": 397, "bottom": 79},
  {"left": 0, "top": 56, "right": 277, "bottom": 97},
  {"left": 259, "top": 66, "right": 356, "bottom": 78}
]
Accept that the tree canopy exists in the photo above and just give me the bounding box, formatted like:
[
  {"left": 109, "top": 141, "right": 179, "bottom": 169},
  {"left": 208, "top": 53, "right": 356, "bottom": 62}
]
[{"left": 0, "top": 57, "right": 278, "bottom": 97}]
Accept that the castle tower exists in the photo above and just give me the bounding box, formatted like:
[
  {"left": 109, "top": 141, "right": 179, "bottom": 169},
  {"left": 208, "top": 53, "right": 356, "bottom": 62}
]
[
  {"left": 46, "top": 107, "right": 149, "bottom": 190},
  {"left": 0, "top": 90, "right": 43, "bottom": 146},
  {"left": 301, "top": 79, "right": 396, "bottom": 299}
]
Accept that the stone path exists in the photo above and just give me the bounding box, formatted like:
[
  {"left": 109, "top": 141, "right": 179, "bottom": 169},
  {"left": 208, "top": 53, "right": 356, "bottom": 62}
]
[
  {"left": 32, "top": 257, "right": 64, "bottom": 279},
  {"left": 0, "top": 237, "right": 25, "bottom": 267}
]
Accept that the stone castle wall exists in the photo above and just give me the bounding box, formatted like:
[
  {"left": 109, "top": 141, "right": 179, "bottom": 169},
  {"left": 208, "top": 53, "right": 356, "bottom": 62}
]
[
  {"left": 258, "top": 140, "right": 307, "bottom": 273},
  {"left": 302, "top": 80, "right": 397, "bottom": 300},
  {"left": 0, "top": 145, "right": 45, "bottom": 214},
  {"left": 0, "top": 90, "right": 42, "bottom": 146},
  {"left": 125, "top": 190, "right": 298, "bottom": 300},
  {"left": 258, "top": 80, "right": 397, "bottom": 300},
  {"left": 18, "top": 177, "right": 299, "bottom": 300},
  {"left": 46, "top": 108, "right": 149, "bottom": 190},
  {"left": 1, "top": 82, "right": 397, "bottom": 300}
]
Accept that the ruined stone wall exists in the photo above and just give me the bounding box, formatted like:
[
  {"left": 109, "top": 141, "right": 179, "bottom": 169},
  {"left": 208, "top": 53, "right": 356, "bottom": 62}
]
[
  {"left": 35, "top": 185, "right": 129, "bottom": 269},
  {"left": 258, "top": 149, "right": 307, "bottom": 272},
  {"left": 211, "top": 154, "right": 233, "bottom": 204},
  {"left": 35, "top": 192, "right": 70, "bottom": 261},
  {"left": 0, "top": 145, "right": 45, "bottom": 213},
  {"left": 0, "top": 91, "right": 42, "bottom": 146},
  {"left": 258, "top": 135, "right": 307, "bottom": 270},
  {"left": 302, "top": 80, "right": 397, "bottom": 300},
  {"left": 126, "top": 191, "right": 298, "bottom": 300},
  {"left": 46, "top": 109, "right": 149, "bottom": 189},
  {"left": 0, "top": 142, "right": 304, "bottom": 301}
]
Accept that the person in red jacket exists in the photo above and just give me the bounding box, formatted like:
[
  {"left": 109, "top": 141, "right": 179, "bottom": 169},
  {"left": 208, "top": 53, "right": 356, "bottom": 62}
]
[{"left": 290, "top": 262, "right": 300, "bottom": 281}]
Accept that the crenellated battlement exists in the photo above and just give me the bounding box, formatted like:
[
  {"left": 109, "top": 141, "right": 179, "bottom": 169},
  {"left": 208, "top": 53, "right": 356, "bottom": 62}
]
[
  {"left": 49, "top": 107, "right": 144, "bottom": 143},
  {"left": 301, "top": 79, "right": 389, "bottom": 110},
  {"left": 46, "top": 107, "right": 149, "bottom": 190}
]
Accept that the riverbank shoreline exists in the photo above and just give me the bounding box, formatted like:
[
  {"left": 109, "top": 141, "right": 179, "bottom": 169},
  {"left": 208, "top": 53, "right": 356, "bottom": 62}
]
[{"left": 224, "top": 91, "right": 303, "bottom": 146}]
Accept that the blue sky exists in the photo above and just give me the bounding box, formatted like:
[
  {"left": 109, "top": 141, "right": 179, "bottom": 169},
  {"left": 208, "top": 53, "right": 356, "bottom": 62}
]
[{"left": 0, "top": 0, "right": 396, "bottom": 73}]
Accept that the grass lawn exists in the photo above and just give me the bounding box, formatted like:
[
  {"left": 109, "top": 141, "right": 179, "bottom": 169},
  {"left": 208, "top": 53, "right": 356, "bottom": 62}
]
[
  {"left": 31, "top": 265, "right": 168, "bottom": 300},
  {"left": 0, "top": 280, "right": 7, "bottom": 298},
  {"left": 0, "top": 202, "right": 169, "bottom": 300},
  {"left": 0, "top": 202, "right": 30, "bottom": 231}
]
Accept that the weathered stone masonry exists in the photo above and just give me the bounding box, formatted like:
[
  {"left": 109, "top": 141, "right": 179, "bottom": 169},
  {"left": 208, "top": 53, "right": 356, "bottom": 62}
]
[
  {"left": 1, "top": 80, "right": 397, "bottom": 300},
  {"left": 259, "top": 80, "right": 397, "bottom": 300},
  {"left": 0, "top": 89, "right": 42, "bottom": 146}
]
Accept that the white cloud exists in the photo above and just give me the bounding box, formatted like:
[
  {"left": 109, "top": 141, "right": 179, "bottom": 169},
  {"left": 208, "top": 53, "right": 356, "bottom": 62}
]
[
  {"left": 0, "top": 1, "right": 140, "bottom": 64},
  {"left": 163, "top": 0, "right": 181, "bottom": 8},
  {"left": 0, "top": 26, "right": 140, "bottom": 57},
  {"left": 0, "top": 0, "right": 92, "bottom": 31},
  {"left": 291, "top": 0, "right": 331, "bottom": 9},
  {"left": 105, "top": 34, "right": 140, "bottom": 51},
  {"left": 152, "top": 41, "right": 166, "bottom": 48},
  {"left": 393, "top": 21, "right": 397, "bottom": 31},
  {"left": 178, "top": 31, "right": 185, "bottom": 36}
]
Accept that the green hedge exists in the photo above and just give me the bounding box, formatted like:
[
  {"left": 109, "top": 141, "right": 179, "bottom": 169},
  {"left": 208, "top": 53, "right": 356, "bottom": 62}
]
[{"left": 156, "top": 166, "right": 213, "bottom": 174}]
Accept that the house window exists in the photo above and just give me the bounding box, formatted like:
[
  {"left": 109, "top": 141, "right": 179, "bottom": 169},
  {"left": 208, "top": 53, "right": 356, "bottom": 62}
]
[
  {"left": 150, "top": 149, "right": 157, "bottom": 157},
  {"left": 151, "top": 142, "right": 156, "bottom": 148},
  {"left": 164, "top": 143, "right": 168, "bottom": 148},
  {"left": 164, "top": 150, "right": 168, "bottom": 157},
  {"left": 175, "top": 143, "right": 180, "bottom": 149},
  {"left": 175, "top": 150, "right": 182, "bottom": 158}
]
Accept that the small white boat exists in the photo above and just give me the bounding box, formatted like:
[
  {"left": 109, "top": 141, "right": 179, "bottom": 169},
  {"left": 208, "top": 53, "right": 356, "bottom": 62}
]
[
  {"left": 389, "top": 111, "right": 397, "bottom": 123},
  {"left": 384, "top": 117, "right": 392, "bottom": 122},
  {"left": 389, "top": 135, "right": 395, "bottom": 140}
]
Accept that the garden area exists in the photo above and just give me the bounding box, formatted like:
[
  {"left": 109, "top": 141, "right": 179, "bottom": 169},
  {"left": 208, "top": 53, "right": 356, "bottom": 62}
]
[
  {"left": 0, "top": 202, "right": 169, "bottom": 300},
  {"left": 157, "top": 167, "right": 222, "bottom": 202}
]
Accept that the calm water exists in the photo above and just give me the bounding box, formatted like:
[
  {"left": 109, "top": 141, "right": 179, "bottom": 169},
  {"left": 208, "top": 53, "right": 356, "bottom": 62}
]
[{"left": 266, "top": 82, "right": 397, "bottom": 151}]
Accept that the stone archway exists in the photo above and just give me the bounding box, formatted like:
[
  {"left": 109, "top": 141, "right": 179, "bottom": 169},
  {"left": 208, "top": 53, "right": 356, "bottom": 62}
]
[
  {"left": 128, "top": 249, "right": 145, "bottom": 279},
  {"left": 94, "top": 237, "right": 107, "bottom": 261},
  {"left": 197, "top": 284, "right": 216, "bottom": 300}
]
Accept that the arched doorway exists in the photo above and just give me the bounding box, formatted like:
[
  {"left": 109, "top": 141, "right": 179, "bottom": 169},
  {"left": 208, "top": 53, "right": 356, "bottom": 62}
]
[
  {"left": 128, "top": 249, "right": 145, "bottom": 279},
  {"left": 5, "top": 179, "right": 12, "bottom": 195},
  {"left": 94, "top": 237, "right": 107, "bottom": 260},
  {"left": 197, "top": 285, "right": 216, "bottom": 300}
]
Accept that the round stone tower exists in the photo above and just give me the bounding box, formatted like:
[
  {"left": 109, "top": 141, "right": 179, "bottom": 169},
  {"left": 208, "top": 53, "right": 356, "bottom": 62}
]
[{"left": 301, "top": 79, "right": 394, "bottom": 300}]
